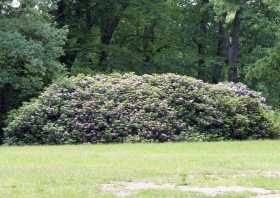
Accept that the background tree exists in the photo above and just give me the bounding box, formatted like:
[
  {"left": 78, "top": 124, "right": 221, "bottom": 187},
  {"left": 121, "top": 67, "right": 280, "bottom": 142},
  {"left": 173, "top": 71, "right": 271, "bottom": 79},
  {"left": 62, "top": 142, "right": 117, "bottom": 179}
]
[
  {"left": 0, "top": 0, "right": 67, "bottom": 141},
  {"left": 52, "top": 0, "right": 280, "bottom": 106}
]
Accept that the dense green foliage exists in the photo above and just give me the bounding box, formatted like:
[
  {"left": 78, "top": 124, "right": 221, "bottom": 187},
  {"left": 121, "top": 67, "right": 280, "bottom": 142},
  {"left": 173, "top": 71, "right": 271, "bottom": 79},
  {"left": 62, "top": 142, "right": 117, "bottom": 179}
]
[
  {"left": 0, "top": 0, "right": 67, "bottom": 140},
  {"left": 4, "top": 74, "right": 278, "bottom": 145},
  {"left": 246, "top": 41, "right": 280, "bottom": 106},
  {"left": 53, "top": 0, "right": 280, "bottom": 106}
]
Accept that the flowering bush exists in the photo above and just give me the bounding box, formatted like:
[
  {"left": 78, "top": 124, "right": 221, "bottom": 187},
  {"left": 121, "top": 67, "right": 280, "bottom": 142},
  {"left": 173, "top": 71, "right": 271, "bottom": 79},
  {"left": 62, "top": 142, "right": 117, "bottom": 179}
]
[{"left": 4, "top": 73, "right": 279, "bottom": 145}]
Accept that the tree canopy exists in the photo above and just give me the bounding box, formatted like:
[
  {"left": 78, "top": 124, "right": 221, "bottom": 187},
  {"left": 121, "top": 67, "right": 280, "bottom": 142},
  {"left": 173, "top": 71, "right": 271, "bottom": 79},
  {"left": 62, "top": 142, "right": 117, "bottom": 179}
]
[
  {"left": 0, "top": 0, "right": 67, "bottom": 139},
  {"left": 52, "top": 0, "right": 280, "bottom": 106}
]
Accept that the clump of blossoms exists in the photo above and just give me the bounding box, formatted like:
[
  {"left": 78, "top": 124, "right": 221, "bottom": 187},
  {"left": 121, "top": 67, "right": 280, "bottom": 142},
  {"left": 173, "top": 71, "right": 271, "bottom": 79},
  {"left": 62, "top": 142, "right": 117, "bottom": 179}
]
[{"left": 217, "top": 82, "right": 266, "bottom": 104}]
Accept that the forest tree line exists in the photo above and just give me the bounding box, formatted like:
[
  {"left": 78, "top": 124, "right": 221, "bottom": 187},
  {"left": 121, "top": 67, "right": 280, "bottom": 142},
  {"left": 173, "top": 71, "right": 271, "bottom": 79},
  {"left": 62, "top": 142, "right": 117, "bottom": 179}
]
[{"left": 1, "top": 0, "right": 280, "bottom": 138}]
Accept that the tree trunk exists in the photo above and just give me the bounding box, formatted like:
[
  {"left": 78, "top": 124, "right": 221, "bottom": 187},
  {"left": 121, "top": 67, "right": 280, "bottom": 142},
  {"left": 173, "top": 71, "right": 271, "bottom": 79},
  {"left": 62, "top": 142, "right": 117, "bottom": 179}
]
[
  {"left": 143, "top": 23, "right": 155, "bottom": 65},
  {"left": 0, "top": 87, "right": 5, "bottom": 143},
  {"left": 197, "top": 0, "right": 209, "bottom": 82},
  {"left": 0, "top": 84, "right": 14, "bottom": 143},
  {"left": 212, "top": 16, "right": 227, "bottom": 84},
  {"left": 228, "top": 9, "right": 241, "bottom": 82},
  {"left": 54, "top": 0, "right": 96, "bottom": 69},
  {"left": 99, "top": 16, "right": 120, "bottom": 68},
  {"left": 197, "top": 43, "right": 205, "bottom": 80},
  {"left": 54, "top": 0, "right": 75, "bottom": 69}
]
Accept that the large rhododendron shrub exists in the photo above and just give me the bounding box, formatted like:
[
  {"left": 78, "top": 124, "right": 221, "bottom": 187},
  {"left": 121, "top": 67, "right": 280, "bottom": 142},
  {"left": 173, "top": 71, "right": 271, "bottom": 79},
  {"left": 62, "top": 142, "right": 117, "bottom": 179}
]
[{"left": 4, "top": 74, "right": 279, "bottom": 144}]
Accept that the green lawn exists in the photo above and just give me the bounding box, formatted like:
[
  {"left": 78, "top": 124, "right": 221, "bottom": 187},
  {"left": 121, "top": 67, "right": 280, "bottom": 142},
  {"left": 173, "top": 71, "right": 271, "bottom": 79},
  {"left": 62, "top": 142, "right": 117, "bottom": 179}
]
[{"left": 1, "top": 141, "right": 280, "bottom": 198}]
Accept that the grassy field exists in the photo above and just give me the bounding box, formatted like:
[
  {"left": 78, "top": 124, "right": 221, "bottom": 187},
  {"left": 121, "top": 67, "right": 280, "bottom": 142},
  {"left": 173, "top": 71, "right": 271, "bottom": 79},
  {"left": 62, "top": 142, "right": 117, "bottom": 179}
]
[{"left": 1, "top": 141, "right": 280, "bottom": 198}]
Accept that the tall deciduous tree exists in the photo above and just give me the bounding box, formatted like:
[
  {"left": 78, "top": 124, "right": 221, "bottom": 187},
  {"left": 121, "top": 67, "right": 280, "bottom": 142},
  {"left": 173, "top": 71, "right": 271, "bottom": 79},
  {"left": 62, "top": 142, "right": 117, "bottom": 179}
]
[{"left": 0, "top": 0, "right": 67, "bottom": 141}]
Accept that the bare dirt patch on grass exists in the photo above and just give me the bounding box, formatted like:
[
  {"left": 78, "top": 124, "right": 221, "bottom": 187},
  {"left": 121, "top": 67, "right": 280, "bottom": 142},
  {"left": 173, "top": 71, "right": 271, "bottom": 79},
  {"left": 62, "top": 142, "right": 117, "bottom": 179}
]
[{"left": 101, "top": 181, "right": 277, "bottom": 197}]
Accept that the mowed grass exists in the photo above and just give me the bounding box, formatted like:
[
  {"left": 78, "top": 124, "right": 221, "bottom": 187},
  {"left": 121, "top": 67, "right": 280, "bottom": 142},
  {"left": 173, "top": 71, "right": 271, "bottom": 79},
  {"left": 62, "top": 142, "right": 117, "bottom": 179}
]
[{"left": 0, "top": 141, "right": 280, "bottom": 198}]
